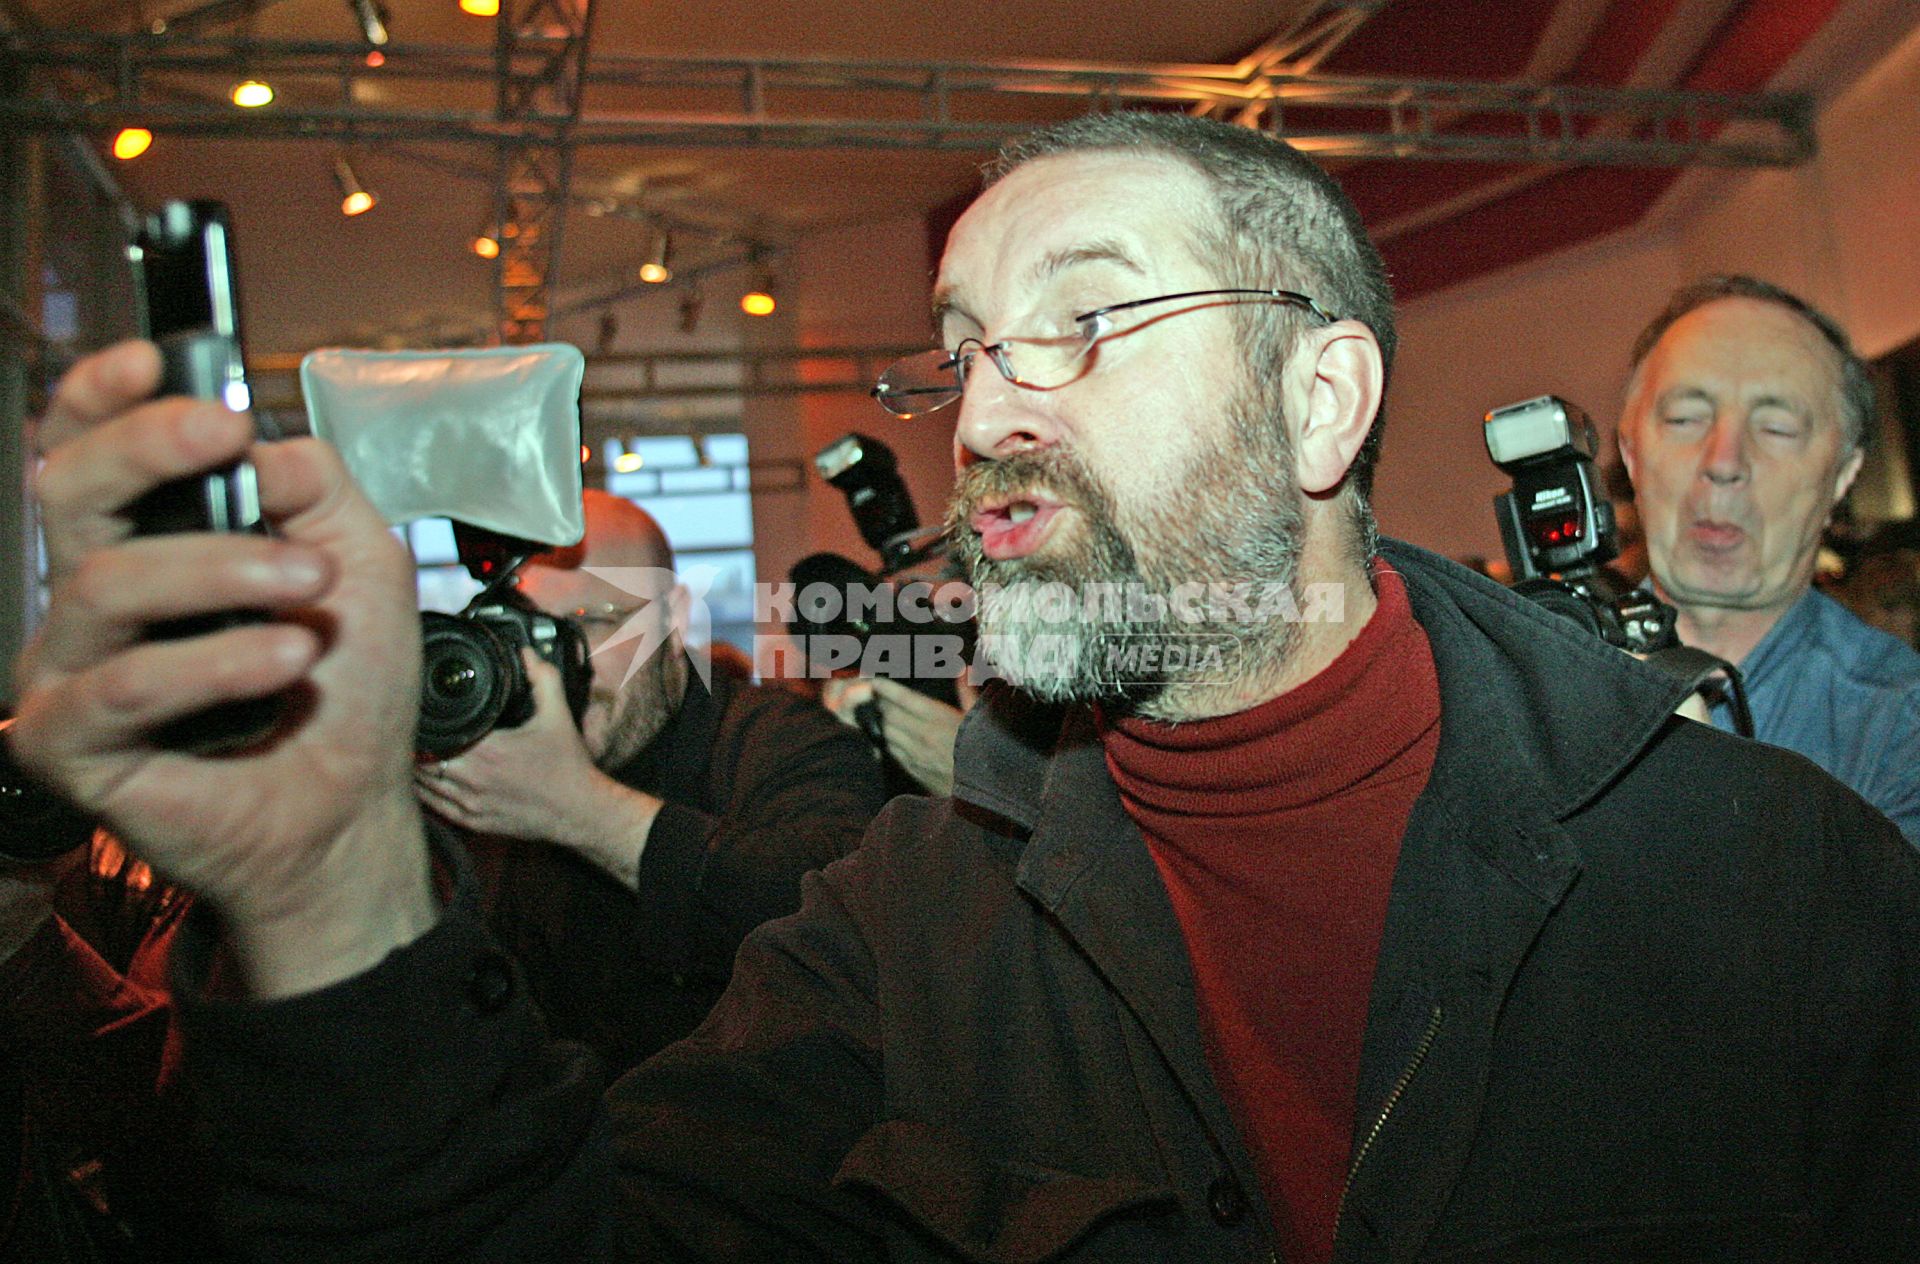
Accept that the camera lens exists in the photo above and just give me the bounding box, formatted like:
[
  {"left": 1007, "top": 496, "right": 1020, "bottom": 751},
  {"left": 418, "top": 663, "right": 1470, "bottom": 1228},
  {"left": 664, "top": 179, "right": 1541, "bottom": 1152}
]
[{"left": 416, "top": 613, "right": 516, "bottom": 759}]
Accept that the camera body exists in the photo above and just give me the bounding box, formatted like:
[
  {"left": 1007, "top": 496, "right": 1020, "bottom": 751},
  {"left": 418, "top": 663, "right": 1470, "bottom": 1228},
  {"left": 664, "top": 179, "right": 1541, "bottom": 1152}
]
[
  {"left": 416, "top": 588, "right": 592, "bottom": 761},
  {"left": 1486, "top": 395, "right": 1677, "bottom": 655}
]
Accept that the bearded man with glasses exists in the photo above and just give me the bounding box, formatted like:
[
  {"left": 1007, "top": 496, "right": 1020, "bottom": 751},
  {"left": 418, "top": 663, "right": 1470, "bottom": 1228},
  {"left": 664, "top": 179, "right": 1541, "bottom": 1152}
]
[{"left": 12, "top": 113, "right": 1918, "bottom": 1261}]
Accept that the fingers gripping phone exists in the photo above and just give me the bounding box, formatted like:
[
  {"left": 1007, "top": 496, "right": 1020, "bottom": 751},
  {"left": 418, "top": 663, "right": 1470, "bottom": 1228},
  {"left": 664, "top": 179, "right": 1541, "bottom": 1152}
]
[{"left": 127, "top": 201, "right": 281, "bottom": 751}]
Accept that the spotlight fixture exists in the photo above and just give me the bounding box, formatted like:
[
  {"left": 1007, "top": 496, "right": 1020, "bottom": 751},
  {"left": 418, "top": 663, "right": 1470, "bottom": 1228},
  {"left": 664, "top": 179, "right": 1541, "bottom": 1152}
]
[
  {"left": 738, "top": 246, "right": 776, "bottom": 316},
  {"left": 637, "top": 230, "right": 672, "bottom": 284},
  {"left": 740, "top": 275, "right": 776, "bottom": 318},
  {"left": 231, "top": 79, "right": 275, "bottom": 108},
  {"left": 334, "top": 156, "right": 376, "bottom": 216},
  {"left": 111, "top": 127, "right": 153, "bottom": 160},
  {"left": 364, "top": 49, "right": 386, "bottom": 68},
  {"left": 349, "top": 0, "right": 391, "bottom": 46},
  {"left": 459, "top": 0, "right": 499, "bottom": 14},
  {"left": 472, "top": 233, "right": 500, "bottom": 259},
  {"left": 613, "top": 450, "right": 645, "bottom": 474}
]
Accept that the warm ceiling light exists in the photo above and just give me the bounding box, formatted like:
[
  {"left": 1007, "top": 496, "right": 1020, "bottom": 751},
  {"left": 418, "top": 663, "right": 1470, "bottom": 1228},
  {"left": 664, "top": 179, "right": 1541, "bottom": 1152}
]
[
  {"left": 335, "top": 156, "right": 376, "bottom": 216},
  {"left": 638, "top": 231, "right": 672, "bottom": 284},
  {"left": 349, "top": 0, "right": 391, "bottom": 45},
  {"left": 740, "top": 289, "right": 776, "bottom": 317},
  {"left": 460, "top": 0, "right": 499, "bottom": 14},
  {"left": 472, "top": 234, "right": 500, "bottom": 259},
  {"left": 111, "top": 127, "right": 153, "bottom": 160},
  {"left": 231, "top": 79, "right": 275, "bottom": 108},
  {"left": 364, "top": 49, "right": 386, "bottom": 67},
  {"left": 613, "top": 451, "right": 645, "bottom": 473},
  {"left": 580, "top": 444, "right": 592, "bottom": 464}
]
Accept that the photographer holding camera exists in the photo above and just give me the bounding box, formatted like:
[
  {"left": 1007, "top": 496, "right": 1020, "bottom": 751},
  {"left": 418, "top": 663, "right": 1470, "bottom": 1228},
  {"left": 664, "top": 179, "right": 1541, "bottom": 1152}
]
[
  {"left": 1618, "top": 276, "right": 1920, "bottom": 845},
  {"left": 413, "top": 489, "right": 887, "bottom": 1072}
]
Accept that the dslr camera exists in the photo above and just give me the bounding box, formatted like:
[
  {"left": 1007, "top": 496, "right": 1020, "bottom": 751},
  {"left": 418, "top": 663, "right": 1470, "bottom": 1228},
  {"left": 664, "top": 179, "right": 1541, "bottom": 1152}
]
[
  {"left": 414, "top": 526, "right": 593, "bottom": 761},
  {"left": 1485, "top": 395, "right": 1677, "bottom": 655}
]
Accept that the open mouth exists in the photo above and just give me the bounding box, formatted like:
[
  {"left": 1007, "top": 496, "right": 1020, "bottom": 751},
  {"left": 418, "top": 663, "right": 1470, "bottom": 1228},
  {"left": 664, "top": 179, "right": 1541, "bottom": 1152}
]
[
  {"left": 1687, "top": 518, "right": 1747, "bottom": 552},
  {"left": 969, "top": 492, "right": 1067, "bottom": 562}
]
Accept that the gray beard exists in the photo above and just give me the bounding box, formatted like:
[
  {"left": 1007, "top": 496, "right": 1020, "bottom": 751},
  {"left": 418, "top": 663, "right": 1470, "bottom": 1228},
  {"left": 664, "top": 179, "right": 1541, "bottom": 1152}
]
[
  {"left": 590, "top": 645, "right": 682, "bottom": 771},
  {"left": 948, "top": 389, "right": 1305, "bottom": 716}
]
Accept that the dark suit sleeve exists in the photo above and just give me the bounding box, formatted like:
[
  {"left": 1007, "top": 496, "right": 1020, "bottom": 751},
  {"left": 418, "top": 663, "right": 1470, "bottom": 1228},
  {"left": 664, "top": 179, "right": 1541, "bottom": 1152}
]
[
  {"left": 180, "top": 818, "right": 904, "bottom": 1262},
  {"left": 631, "top": 690, "right": 889, "bottom": 983},
  {"left": 175, "top": 875, "right": 619, "bottom": 1263}
]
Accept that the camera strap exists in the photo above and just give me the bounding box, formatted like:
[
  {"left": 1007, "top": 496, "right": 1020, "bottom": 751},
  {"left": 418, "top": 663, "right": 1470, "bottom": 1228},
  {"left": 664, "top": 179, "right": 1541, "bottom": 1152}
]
[{"left": 1641, "top": 645, "right": 1754, "bottom": 739}]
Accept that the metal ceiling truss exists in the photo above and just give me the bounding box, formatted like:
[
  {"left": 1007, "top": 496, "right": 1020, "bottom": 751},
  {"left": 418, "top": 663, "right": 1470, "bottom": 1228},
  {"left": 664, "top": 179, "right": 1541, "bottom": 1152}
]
[
  {"left": 576, "top": 343, "right": 928, "bottom": 402},
  {"left": 0, "top": 30, "right": 1814, "bottom": 168},
  {"left": 490, "top": 0, "right": 593, "bottom": 343},
  {"left": 246, "top": 342, "right": 927, "bottom": 412}
]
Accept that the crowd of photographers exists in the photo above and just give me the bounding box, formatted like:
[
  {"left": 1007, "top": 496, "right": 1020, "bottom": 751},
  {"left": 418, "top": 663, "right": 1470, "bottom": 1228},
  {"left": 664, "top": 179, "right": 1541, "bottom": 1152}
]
[{"left": 0, "top": 110, "right": 1917, "bottom": 1261}]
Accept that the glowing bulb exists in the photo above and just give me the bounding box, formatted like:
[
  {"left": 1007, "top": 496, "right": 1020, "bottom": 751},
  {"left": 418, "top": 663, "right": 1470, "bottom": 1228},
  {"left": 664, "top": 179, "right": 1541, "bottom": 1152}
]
[
  {"left": 613, "top": 452, "right": 645, "bottom": 473},
  {"left": 342, "top": 189, "right": 375, "bottom": 216},
  {"left": 472, "top": 235, "right": 500, "bottom": 259},
  {"left": 111, "top": 128, "right": 153, "bottom": 160},
  {"left": 460, "top": 0, "right": 499, "bottom": 14},
  {"left": 638, "top": 261, "right": 671, "bottom": 284},
  {"left": 231, "top": 79, "right": 275, "bottom": 108},
  {"left": 365, "top": 49, "right": 386, "bottom": 68},
  {"left": 740, "top": 290, "right": 776, "bottom": 317},
  {"left": 580, "top": 444, "right": 592, "bottom": 464}
]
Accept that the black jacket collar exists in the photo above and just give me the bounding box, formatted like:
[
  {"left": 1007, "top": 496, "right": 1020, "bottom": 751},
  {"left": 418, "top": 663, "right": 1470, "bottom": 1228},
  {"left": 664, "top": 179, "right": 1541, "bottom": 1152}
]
[{"left": 953, "top": 539, "right": 1697, "bottom": 842}]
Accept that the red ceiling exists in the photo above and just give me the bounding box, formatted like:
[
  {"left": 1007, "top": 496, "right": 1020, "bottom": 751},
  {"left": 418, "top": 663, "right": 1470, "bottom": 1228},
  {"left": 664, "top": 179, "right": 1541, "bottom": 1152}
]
[{"left": 1298, "top": 0, "right": 1843, "bottom": 299}]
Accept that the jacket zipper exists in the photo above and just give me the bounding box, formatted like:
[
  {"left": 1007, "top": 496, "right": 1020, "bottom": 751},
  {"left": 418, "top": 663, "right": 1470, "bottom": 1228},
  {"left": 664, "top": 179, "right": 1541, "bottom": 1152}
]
[{"left": 1333, "top": 1003, "right": 1443, "bottom": 1241}]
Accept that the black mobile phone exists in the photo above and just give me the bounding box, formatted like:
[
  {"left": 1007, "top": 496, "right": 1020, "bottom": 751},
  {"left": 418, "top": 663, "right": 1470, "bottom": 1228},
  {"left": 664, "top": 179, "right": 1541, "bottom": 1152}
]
[{"left": 127, "top": 200, "right": 281, "bottom": 751}]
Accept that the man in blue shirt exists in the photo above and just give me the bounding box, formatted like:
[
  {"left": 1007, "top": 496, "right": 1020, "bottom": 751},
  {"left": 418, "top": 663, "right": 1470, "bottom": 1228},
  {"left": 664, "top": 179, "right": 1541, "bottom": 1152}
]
[{"left": 1619, "top": 275, "right": 1920, "bottom": 844}]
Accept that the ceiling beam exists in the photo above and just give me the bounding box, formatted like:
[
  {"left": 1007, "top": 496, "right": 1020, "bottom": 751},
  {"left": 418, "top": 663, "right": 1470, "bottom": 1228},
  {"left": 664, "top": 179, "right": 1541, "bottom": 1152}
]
[{"left": 0, "top": 31, "right": 1816, "bottom": 168}]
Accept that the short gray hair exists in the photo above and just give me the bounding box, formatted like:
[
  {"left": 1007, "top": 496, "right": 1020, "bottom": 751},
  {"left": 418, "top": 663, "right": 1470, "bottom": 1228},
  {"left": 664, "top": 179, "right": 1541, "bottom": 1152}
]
[
  {"left": 986, "top": 112, "right": 1396, "bottom": 556},
  {"left": 1630, "top": 274, "right": 1876, "bottom": 452}
]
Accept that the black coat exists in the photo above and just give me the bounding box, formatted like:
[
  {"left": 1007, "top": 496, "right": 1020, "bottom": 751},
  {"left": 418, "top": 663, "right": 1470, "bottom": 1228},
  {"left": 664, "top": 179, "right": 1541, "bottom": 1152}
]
[
  {"left": 483, "top": 665, "right": 890, "bottom": 1072},
  {"left": 180, "top": 543, "right": 1920, "bottom": 1262}
]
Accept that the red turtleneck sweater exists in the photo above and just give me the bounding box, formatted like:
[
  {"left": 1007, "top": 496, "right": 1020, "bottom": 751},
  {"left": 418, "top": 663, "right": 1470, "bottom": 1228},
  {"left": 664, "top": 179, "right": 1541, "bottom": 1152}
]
[{"left": 1099, "top": 565, "right": 1440, "bottom": 1264}]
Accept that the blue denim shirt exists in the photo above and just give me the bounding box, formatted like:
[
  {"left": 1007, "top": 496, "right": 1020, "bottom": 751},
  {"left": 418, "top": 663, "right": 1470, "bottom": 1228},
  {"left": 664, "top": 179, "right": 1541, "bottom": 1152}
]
[{"left": 1711, "top": 587, "right": 1920, "bottom": 846}]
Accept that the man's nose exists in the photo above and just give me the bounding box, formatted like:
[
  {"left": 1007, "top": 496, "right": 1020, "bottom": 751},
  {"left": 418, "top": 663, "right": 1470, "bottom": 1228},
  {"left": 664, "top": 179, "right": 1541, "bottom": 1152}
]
[
  {"left": 952, "top": 355, "right": 1058, "bottom": 468},
  {"left": 1699, "top": 416, "right": 1749, "bottom": 486}
]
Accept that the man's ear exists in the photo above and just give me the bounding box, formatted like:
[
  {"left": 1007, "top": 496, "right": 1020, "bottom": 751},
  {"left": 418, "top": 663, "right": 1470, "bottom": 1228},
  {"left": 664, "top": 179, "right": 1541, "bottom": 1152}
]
[
  {"left": 665, "top": 581, "right": 693, "bottom": 647},
  {"left": 1617, "top": 424, "right": 1640, "bottom": 486},
  {"left": 1832, "top": 444, "right": 1866, "bottom": 506},
  {"left": 1291, "top": 320, "right": 1384, "bottom": 497}
]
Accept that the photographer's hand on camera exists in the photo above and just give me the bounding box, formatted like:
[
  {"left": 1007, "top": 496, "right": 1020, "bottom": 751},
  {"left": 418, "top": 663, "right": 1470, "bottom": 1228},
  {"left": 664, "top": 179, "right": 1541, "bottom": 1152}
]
[
  {"left": 823, "top": 675, "right": 970, "bottom": 797},
  {"left": 416, "top": 649, "right": 659, "bottom": 890},
  {"left": 9, "top": 340, "right": 437, "bottom": 999}
]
